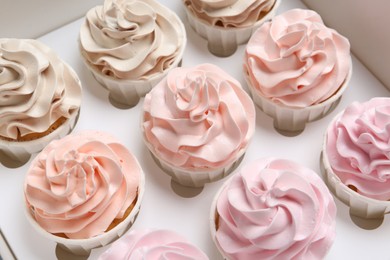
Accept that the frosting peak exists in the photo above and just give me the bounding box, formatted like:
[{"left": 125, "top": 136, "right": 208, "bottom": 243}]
[
  {"left": 326, "top": 98, "right": 390, "bottom": 200},
  {"left": 24, "top": 131, "right": 141, "bottom": 239},
  {"left": 0, "top": 38, "right": 81, "bottom": 140},
  {"left": 215, "top": 158, "right": 336, "bottom": 259},
  {"left": 244, "top": 8, "right": 351, "bottom": 108},
  {"left": 142, "top": 63, "right": 255, "bottom": 170},
  {"left": 80, "top": 0, "right": 185, "bottom": 80}
]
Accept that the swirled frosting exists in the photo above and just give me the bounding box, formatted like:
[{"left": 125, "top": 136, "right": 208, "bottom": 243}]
[
  {"left": 98, "top": 229, "right": 209, "bottom": 260},
  {"left": 79, "top": 0, "right": 185, "bottom": 80},
  {"left": 215, "top": 158, "right": 336, "bottom": 259},
  {"left": 0, "top": 38, "right": 81, "bottom": 140},
  {"left": 183, "top": 0, "right": 276, "bottom": 28},
  {"left": 244, "top": 8, "right": 351, "bottom": 108},
  {"left": 24, "top": 131, "right": 141, "bottom": 239},
  {"left": 326, "top": 98, "right": 390, "bottom": 200},
  {"left": 142, "top": 63, "right": 255, "bottom": 170}
]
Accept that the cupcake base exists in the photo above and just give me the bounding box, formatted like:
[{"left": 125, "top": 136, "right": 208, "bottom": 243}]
[
  {"left": 246, "top": 66, "right": 352, "bottom": 134},
  {"left": 25, "top": 170, "right": 145, "bottom": 256},
  {"left": 184, "top": 0, "right": 281, "bottom": 57}
]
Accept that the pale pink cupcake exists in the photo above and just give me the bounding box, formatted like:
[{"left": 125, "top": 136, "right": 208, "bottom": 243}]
[
  {"left": 323, "top": 97, "right": 390, "bottom": 219},
  {"left": 183, "top": 0, "right": 280, "bottom": 57},
  {"left": 24, "top": 131, "right": 144, "bottom": 255},
  {"left": 244, "top": 8, "right": 352, "bottom": 133},
  {"left": 211, "top": 158, "right": 336, "bottom": 259},
  {"left": 141, "top": 63, "right": 256, "bottom": 187},
  {"left": 79, "top": 0, "right": 186, "bottom": 107},
  {"left": 98, "top": 229, "right": 209, "bottom": 259}
]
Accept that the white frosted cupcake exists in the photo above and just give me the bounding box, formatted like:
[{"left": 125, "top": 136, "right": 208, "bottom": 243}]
[
  {"left": 98, "top": 229, "right": 209, "bottom": 259},
  {"left": 244, "top": 9, "right": 352, "bottom": 133},
  {"left": 211, "top": 158, "right": 336, "bottom": 259},
  {"left": 183, "top": 0, "right": 280, "bottom": 57},
  {"left": 141, "top": 63, "right": 256, "bottom": 188},
  {"left": 24, "top": 131, "right": 144, "bottom": 255},
  {"left": 323, "top": 98, "right": 390, "bottom": 219},
  {"left": 0, "top": 38, "right": 81, "bottom": 166},
  {"left": 79, "top": 0, "right": 186, "bottom": 107}
]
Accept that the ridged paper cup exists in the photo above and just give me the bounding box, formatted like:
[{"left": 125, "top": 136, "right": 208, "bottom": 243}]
[
  {"left": 25, "top": 170, "right": 145, "bottom": 256},
  {"left": 184, "top": 0, "right": 280, "bottom": 57},
  {"left": 322, "top": 118, "right": 390, "bottom": 219},
  {"left": 209, "top": 175, "right": 232, "bottom": 259},
  {"left": 245, "top": 66, "right": 352, "bottom": 134},
  {"left": 79, "top": 9, "right": 186, "bottom": 108}
]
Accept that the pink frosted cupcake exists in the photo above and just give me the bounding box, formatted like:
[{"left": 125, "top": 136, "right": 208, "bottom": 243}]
[
  {"left": 0, "top": 38, "right": 81, "bottom": 165},
  {"left": 183, "top": 0, "right": 280, "bottom": 57},
  {"left": 323, "top": 97, "right": 390, "bottom": 219},
  {"left": 98, "top": 229, "right": 208, "bottom": 259},
  {"left": 141, "top": 63, "right": 256, "bottom": 187},
  {"left": 244, "top": 8, "right": 352, "bottom": 133},
  {"left": 211, "top": 158, "right": 336, "bottom": 259},
  {"left": 24, "top": 131, "right": 144, "bottom": 255},
  {"left": 79, "top": 0, "right": 186, "bottom": 107}
]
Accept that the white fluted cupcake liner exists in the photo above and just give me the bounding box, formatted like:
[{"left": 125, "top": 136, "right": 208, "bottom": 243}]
[
  {"left": 184, "top": 0, "right": 280, "bottom": 57},
  {"left": 246, "top": 66, "right": 352, "bottom": 133},
  {"left": 209, "top": 175, "right": 232, "bottom": 259},
  {"left": 321, "top": 123, "right": 390, "bottom": 219},
  {"left": 145, "top": 140, "right": 245, "bottom": 188},
  {"left": 0, "top": 110, "right": 80, "bottom": 165},
  {"left": 25, "top": 170, "right": 145, "bottom": 256}
]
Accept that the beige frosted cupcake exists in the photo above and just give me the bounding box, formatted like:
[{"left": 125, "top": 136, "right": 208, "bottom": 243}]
[
  {"left": 183, "top": 0, "right": 280, "bottom": 57},
  {"left": 244, "top": 9, "right": 352, "bottom": 134},
  {"left": 322, "top": 98, "right": 390, "bottom": 219},
  {"left": 141, "top": 63, "right": 256, "bottom": 188},
  {"left": 79, "top": 0, "right": 186, "bottom": 107},
  {"left": 24, "top": 131, "right": 144, "bottom": 255},
  {"left": 0, "top": 38, "right": 81, "bottom": 165}
]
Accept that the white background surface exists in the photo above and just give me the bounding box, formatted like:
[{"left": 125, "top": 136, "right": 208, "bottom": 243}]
[{"left": 0, "top": 1, "right": 390, "bottom": 259}]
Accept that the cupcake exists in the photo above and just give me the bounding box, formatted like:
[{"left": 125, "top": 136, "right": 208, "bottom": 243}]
[
  {"left": 79, "top": 0, "right": 186, "bottom": 107},
  {"left": 211, "top": 158, "right": 336, "bottom": 259},
  {"left": 141, "top": 63, "right": 256, "bottom": 188},
  {"left": 24, "top": 131, "right": 144, "bottom": 255},
  {"left": 182, "top": 0, "right": 281, "bottom": 57},
  {"left": 183, "top": 0, "right": 280, "bottom": 57},
  {"left": 244, "top": 8, "right": 352, "bottom": 133},
  {"left": 323, "top": 97, "right": 390, "bottom": 219},
  {"left": 0, "top": 38, "right": 81, "bottom": 165},
  {"left": 98, "top": 229, "right": 209, "bottom": 259}
]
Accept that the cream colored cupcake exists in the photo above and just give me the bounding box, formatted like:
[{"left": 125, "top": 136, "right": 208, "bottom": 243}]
[
  {"left": 244, "top": 9, "right": 352, "bottom": 134},
  {"left": 183, "top": 0, "right": 280, "bottom": 57},
  {"left": 24, "top": 131, "right": 144, "bottom": 255},
  {"left": 0, "top": 38, "right": 81, "bottom": 165},
  {"left": 141, "top": 63, "right": 255, "bottom": 187},
  {"left": 79, "top": 0, "right": 186, "bottom": 107}
]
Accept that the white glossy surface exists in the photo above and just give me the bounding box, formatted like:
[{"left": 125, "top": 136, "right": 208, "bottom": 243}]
[{"left": 0, "top": 1, "right": 389, "bottom": 260}]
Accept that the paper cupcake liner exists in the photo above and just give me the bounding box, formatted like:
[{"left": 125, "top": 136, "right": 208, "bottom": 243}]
[
  {"left": 0, "top": 109, "right": 80, "bottom": 165},
  {"left": 25, "top": 169, "right": 145, "bottom": 256},
  {"left": 145, "top": 140, "right": 245, "bottom": 188},
  {"left": 322, "top": 130, "right": 390, "bottom": 219},
  {"left": 209, "top": 175, "right": 232, "bottom": 260},
  {"left": 246, "top": 66, "right": 352, "bottom": 133},
  {"left": 79, "top": 9, "right": 186, "bottom": 107},
  {"left": 184, "top": 0, "right": 280, "bottom": 57}
]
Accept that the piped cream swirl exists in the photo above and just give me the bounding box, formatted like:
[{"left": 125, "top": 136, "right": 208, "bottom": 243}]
[
  {"left": 79, "top": 0, "right": 185, "bottom": 80},
  {"left": 326, "top": 98, "right": 390, "bottom": 200},
  {"left": 98, "top": 229, "right": 209, "bottom": 259},
  {"left": 24, "top": 131, "right": 141, "bottom": 239},
  {"left": 142, "top": 63, "right": 255, "bottom": 170},
  {"left": 215, "top": 158, "right": 336, "bottom": 259},
  {"left": 0, "top": 38, "right": 81, "bottom": 140},
  {"left": 183, "top": 0, "right": 276, "bottom": 28},
  {"left": 244, "top": 8, "right": 351, "bottom": 108}
]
